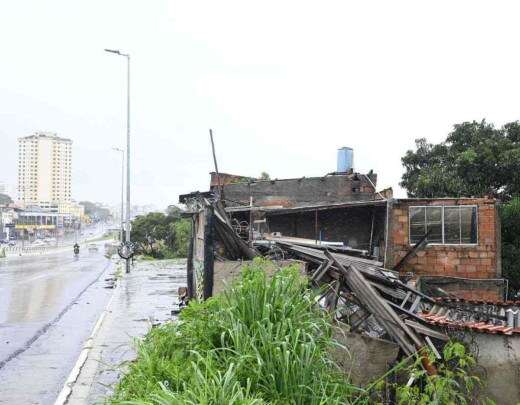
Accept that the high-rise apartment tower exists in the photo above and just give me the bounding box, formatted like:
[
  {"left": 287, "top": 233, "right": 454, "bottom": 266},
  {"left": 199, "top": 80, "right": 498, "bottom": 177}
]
[{"left": 17, "top": 132, "right": 72, "bottom": 206}]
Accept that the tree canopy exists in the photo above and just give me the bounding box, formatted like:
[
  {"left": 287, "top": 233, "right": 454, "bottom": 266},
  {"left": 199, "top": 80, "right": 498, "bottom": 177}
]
[
  {"left": 131, "top": 211, "right": 191, "bottom": 258},
  {"left": 79, "top": 201, "right": 111, "bottom": 222},
  {"left": 400, "top": 120, "right": 520, "bottom": 200},
  {"left": 500, "top": 197, "right": 520, "bottom": 296}
]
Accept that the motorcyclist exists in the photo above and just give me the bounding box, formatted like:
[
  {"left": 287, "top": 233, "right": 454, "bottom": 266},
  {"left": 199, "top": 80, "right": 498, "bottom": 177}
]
[{"left": 73, "top": 243, "right": 80, "bottom": 255}]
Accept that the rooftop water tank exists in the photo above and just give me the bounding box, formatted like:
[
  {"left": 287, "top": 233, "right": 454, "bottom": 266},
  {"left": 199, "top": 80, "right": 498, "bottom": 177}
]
[{"left": 337, "top": 147, "right": 354, "bottom": 173}]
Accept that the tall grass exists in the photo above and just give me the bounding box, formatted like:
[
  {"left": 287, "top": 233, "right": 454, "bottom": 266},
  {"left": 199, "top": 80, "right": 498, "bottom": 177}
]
[{"left": 108, "top": 258, "right": 357, "bottom": 404}]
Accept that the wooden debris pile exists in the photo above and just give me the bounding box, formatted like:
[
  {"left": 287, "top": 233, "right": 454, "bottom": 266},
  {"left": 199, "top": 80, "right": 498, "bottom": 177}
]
[{"left": 273, "top": 242, "right": 449, "bottom": 359}]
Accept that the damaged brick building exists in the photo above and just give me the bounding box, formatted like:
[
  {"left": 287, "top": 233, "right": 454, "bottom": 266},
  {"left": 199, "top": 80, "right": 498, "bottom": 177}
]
[{"left": 180, "top": 149, "right": 503, "bottom": 300}]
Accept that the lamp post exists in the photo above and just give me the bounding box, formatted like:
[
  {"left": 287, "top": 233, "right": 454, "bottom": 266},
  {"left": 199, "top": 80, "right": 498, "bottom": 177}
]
[
  {"left": 105, "top": 48, "right": 131, "bottom": 273},
  {"left": 112, "top": 147, "right": 125, "bottom": 242}
]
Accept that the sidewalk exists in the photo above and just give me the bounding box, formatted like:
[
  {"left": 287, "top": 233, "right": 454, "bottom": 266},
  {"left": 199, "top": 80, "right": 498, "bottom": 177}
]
[{"left": 63, "top": 259, "right": 187, "bottom": 405}]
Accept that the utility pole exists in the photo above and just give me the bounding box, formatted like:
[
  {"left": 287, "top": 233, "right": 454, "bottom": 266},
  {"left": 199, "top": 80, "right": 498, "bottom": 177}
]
[{"left": 105, "top": 48, "right": 132, "bottom": 273}]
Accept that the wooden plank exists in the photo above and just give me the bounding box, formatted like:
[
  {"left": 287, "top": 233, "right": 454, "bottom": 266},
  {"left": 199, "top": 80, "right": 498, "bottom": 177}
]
[
  {"left": 393, "top": 229, "right": 430, "bottom": 272},
  {"left": 330, "top": 280, "right": 341, "bottom": 313},
  {"left": 311, "top": 260, "right": 334, "bottom": 282},
  {"left": 409, "top": 296, "right": 422, "bottom": 313},
  {"left": 404, "top": 320, "right": 449, "bottom": 342},
  {"left": 401, "top": 291, "right": 412, "bottom": 308},
  {"left": 425, "top": 336, "right": 442, "bottom": 359},
  {"left": 324, "top": 250, "right": 424, "bottom": 356}
]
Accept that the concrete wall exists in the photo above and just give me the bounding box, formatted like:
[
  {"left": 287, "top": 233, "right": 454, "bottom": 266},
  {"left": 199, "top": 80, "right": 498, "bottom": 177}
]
[
  {"left": 330, "top": 325, "right": 399, "bottom": 387},
  {"left": 213, "top": 259, "right": 307, "bottom": 295},
  {"left": 464, "top": 333, "right": 520, "bottom": 405},
  {"left": 418, "top": 276, "right": 505, "bottom": 301},
  {"left": 388, "top": 198, "right": 500, "bottom": 286},
  {"left": 215, "top": 173, "right": 377, "bottom": 208}
]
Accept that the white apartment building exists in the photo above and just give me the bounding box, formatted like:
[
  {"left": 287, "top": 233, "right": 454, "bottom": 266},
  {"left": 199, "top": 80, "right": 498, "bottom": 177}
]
[{"left": 17, "top": 132, "right": 72, "bottom": 207}]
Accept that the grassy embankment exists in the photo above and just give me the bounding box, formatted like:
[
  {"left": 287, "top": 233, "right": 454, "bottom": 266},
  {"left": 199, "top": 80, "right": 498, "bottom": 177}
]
[{"left": 108, "top": 258, "right": 486, "bottom": 405}]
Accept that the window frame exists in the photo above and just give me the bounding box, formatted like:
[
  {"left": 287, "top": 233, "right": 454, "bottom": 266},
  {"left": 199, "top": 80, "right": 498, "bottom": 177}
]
[{"left": 408, "top": 205, "right": 479, "bottom": 246}]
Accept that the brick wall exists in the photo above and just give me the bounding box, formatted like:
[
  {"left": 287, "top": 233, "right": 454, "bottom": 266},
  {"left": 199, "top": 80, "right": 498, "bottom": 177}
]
[
  {"left": 419, "top": 277, "right": 505, "bottom": 301},
  {"left": 214, "top": 173, "right": 378, "bottom": 207},
  {"left": 388, "top": 198, "right": 500, "bottom": 280}
]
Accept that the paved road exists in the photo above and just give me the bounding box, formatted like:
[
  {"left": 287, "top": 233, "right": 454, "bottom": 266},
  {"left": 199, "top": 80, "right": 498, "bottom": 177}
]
[{"left": 0, "top": 246, "right": 115, "bottom": 404}]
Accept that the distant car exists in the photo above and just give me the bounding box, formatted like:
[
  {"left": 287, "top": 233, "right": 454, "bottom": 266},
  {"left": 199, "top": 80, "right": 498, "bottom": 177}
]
[
  {"left": 31, "top": 240, "right": 46, "bottom": 247},
  {"left": 88, "top": 244, "right": 99, "bottom": 252}
]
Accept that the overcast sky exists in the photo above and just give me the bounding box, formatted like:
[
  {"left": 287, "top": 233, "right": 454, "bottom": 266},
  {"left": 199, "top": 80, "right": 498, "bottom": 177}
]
[{"left": 1, "top": 1, "right": 520, "bottom": 209}]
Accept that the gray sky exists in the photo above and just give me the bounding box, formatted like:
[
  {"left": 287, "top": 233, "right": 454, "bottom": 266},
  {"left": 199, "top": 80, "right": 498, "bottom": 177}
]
[{"left": 1, "top": 1, "right": 520, "bottom": 208}]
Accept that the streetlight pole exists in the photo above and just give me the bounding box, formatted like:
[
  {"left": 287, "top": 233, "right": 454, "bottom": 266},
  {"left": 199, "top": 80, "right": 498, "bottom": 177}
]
[
  {"left": 105, "top": 48, "right": 131, "bottom": 273},
  {"left": 112, "top": 147, "right": 124, "bottom": 243}
]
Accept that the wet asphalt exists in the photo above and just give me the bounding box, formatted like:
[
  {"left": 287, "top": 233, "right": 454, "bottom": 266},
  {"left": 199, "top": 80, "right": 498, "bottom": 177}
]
[{"left": 0, "top": 247, "right": 114, "bottom": 404}]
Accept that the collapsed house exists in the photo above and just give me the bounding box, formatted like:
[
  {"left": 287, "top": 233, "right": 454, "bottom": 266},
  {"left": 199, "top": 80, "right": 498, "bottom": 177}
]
[
  {"left": 181, "top": 156, "right": 504, "bottom": 301},
  {"left": 179, "top": 148, "right": 517, "bottom": 404}
]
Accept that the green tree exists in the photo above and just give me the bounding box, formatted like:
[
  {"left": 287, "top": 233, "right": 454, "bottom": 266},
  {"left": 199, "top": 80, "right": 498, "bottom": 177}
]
[
  {"left": 0, "top": 193, "right": 13, "bottom": 205},
  {"left": 500, "top": 197, "right": 520, "bottom": 297},
  {"left": 166, "top": 204, "right": 183, "bottom": 219},
  {"left": 171, "top": 219, "right": 191, "bottom": 257},
  {"left": 259, "top": 171, "right": 271, "bottom": 181},
  {"left": 131, "top": 212, "right": 171, "bottom": 256},
  {"left": 131, "top": 211, "right": 191, "bottom": 258},
  {"left": 401, "top": 120, "right": 520, "bottom": 200},
  {"left": 79, "top": 201, "right": 111, "bottom": 222}
]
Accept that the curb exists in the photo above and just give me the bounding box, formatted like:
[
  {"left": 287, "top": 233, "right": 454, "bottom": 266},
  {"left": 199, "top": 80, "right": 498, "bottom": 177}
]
[{"left": 53, "top": 265, "right": 119, "bottom": 405}]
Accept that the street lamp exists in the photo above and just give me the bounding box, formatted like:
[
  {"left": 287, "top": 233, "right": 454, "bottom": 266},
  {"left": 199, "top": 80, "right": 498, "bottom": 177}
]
[
  {"left": 112, "top": 147, "right": 124, "bottom": 243},
  {"left": 105, "top": 48, "right": 131, "bottom": 273}
]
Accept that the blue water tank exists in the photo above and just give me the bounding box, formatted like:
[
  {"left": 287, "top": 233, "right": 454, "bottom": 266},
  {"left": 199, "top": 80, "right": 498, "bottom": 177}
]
[{"left": 337, "top": 147, "right": 354, "bottom": 173}]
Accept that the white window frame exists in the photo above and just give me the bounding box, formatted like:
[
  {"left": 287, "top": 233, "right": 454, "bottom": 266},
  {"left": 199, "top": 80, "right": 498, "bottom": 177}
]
[{"left": 408, "top": 205, "right": 479, "bottom": 246}]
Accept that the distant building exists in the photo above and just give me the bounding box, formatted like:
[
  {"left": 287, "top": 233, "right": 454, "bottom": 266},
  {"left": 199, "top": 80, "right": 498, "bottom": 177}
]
[
  {"left": 0, "top": 181, "right": 15, "bottom": 199},
  {"left": 17, "top": 132, "right": 72, "bottom": 207}
]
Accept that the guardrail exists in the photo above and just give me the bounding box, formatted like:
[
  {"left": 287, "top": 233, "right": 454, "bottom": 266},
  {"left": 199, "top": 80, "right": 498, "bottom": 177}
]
[
  {"left": 2, "top": 242, "right": 82, "bottom": 257},
  {"left": 0, "top": 236, "right": 109, "bottom": 258}
]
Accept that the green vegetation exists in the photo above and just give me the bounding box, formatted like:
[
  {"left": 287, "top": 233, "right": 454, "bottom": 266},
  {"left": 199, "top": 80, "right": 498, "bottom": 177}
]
[
  {"left": 228, "top": 172, "right": 272, "bottom": 184},
  {"left": 391, "top": 343, "right": 488, "bottom": 405},
  {"left": 500, "top": 197, "right": 520, "bottom": 297},
  {"left": 259, "top": 171, "right": 271, "bottom": 181},
  {"left": 108, "top": 259, "right": 484, "bottom": 404},
  {"left": 131, "top": 209, "right": 191, "bottom": 259},
  {"left": 79, "top": 201, "right": 111, "bottom": 222},
  {"left": 400, "top": 120, "right": 520, "bottom": 200}
]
